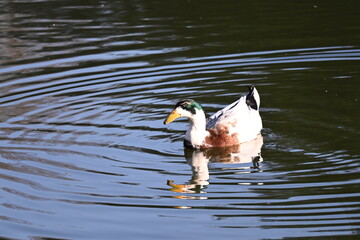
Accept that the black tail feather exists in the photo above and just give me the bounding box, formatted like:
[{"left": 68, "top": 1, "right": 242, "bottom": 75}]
[{"left": 246, "top": 85, "right": 258, "bottom": 110}]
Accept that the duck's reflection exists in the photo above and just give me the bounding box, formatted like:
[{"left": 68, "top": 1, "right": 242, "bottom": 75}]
[
  {"left": 168, "top": 135, "right": 263, "bottom": 194},
  {"left": 168, "top": 150, "right": 210, "bottom": 194}
]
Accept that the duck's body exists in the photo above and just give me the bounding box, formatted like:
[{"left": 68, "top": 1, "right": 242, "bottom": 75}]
[{"left": 164, "top": 86, "right": 262, "bottom": 149}]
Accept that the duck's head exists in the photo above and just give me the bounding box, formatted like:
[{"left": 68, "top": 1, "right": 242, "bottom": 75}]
[{"left": 164, "top": 99, "right": 203, "bottom": 124}]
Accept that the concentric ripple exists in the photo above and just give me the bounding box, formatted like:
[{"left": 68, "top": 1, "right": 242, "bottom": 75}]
[{"left": 1, "top": 0, "right": 360, "bottom": 239}]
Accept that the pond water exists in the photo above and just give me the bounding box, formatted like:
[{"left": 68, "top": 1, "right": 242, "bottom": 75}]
[{"left": 1, "top": 0, "right": 360, "bottom": 239}]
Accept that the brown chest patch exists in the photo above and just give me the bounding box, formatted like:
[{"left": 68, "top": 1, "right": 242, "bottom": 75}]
[{"left": 203, "top": 125, "right": 239, "bottom": 149}]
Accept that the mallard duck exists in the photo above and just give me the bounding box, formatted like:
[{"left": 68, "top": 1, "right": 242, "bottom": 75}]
[{"left": 164, "top": 86, "right": 262, "bottom": 149}]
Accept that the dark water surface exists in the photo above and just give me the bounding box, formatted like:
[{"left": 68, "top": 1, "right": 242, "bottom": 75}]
[{"left": 1, "top": 0, "right": 360, "bottom": 239}]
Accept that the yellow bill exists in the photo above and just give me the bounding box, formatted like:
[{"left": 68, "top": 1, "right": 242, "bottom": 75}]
[{"left": 164, "top": 110, "right": 181, "bottom": 124}]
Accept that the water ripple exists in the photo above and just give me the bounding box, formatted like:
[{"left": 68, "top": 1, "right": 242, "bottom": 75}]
[{"left": 1, "top": 17, "right": 360, "bottom": 238}]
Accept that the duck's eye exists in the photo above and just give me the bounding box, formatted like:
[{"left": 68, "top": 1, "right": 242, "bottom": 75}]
[
  {"left": 184, "top": 103, "right": 193, "bottom": 110},
  {"left": 181, "top": 103, "right": 188, "bottom": 108}
]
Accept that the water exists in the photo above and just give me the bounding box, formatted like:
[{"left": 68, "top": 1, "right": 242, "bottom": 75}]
[{"left": 1, "top": 0, "right": 360, "bottom": 239}]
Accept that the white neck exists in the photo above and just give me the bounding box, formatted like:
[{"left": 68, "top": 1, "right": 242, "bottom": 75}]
[{"left": 185, "top": 110, "right": 208, "bottom": 148}]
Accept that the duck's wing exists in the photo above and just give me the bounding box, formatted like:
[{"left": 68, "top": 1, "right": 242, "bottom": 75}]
[
  {"left": 206, "top": 86, "right": 260, "bottom": 130},
  {"left": 206, "top": 98, "right": 241, "bottom": 130}
]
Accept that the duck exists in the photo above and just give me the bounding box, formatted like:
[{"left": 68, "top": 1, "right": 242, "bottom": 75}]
[{"left": 164, "top": 86, "right": 262, "bottom": 149}]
